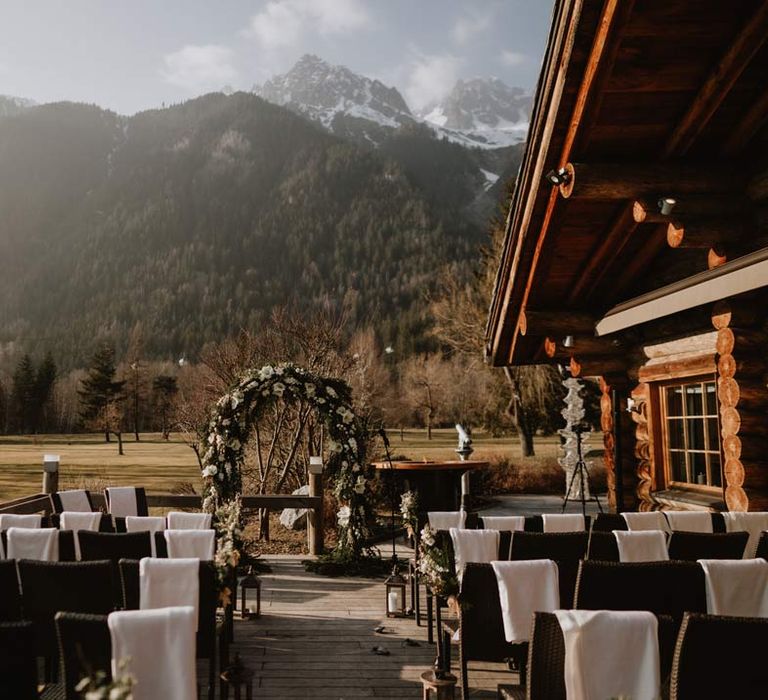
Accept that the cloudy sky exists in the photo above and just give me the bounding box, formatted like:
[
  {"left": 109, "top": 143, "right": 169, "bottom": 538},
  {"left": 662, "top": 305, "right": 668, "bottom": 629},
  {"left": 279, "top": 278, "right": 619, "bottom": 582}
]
[{"left": 0, "top": 0, "right": 555, "bottom": 115}]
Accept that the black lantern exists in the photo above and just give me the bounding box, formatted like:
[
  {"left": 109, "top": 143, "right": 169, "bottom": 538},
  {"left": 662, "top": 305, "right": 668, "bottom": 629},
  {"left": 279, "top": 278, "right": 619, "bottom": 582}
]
[
  {"left": 239, "top": 567, "right": 261, "bottom": 619},
  {"left": 385, "top": 569, "right": 407, "bottom": 617}
]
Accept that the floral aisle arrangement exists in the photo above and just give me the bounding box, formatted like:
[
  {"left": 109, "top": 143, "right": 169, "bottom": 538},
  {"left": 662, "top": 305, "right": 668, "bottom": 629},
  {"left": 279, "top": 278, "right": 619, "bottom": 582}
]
[
  {"left": 76, "top": 662, "right": 134, "bottom": 699},
  {"left": 417, "top": 525, "right": 458, "bottom": 599},
  {"left": 213, "top": 497, "right": 242, "bottom": 604},
  {"left": 400, "top": 490, "right": 419, "bottom": 539},
  {"left": 200, "top": 363, "right": 373, "bottom": 560}
]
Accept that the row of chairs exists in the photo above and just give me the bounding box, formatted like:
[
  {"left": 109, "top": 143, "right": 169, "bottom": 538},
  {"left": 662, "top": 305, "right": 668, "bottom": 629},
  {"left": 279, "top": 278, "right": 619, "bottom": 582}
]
[
  {"left": 0, "top": 557, "right": 225, "bottom": 699},
  {"left": 498, "top": 611, "right": 768, "bottom": 699}
]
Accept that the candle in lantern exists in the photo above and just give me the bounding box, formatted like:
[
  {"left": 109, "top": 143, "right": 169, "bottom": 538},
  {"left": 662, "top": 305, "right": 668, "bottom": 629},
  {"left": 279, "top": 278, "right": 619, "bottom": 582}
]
[{"left": 387, "top": 591, "right": 398, "bottom": 614}]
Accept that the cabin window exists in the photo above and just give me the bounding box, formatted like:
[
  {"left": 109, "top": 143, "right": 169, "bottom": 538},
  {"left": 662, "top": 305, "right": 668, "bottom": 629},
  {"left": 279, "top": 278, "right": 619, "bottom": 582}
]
[{"left": 662, "top": 380, "right": 721, "bottom": 488}]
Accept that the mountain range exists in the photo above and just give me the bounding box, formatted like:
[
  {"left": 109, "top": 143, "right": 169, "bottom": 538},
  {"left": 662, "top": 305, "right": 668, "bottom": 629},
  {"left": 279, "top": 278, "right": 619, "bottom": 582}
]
[{"left": 0, "top": 57, "right": 526, "bottom": 370}]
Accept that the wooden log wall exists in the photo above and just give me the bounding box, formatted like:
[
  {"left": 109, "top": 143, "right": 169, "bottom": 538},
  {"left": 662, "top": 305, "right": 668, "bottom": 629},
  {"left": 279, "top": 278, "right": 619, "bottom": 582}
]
[
  {"left": 712, "top": 300, "right": 768, "bottom": 511},
  {"left": 630, "top": 383, "right": 656, "bottom": 512},
  {"left": 599, "top": 376, "right": 637, "bottom": 512}
]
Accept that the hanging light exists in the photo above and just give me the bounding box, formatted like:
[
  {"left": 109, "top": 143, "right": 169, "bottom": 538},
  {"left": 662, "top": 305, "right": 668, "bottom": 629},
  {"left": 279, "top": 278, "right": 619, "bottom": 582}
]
[
  {"left": 658, "top": 197, "right": 677, "bottom": 216},
  {"left": 563, "top": 335, "right": 575, "bottom": 348}
]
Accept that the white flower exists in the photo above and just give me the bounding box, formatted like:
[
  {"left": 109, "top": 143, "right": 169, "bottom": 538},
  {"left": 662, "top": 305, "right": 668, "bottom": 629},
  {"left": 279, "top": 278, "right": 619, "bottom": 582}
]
[
  {"left": 352, "top": 463, "right": 361, "bottom": 472},
  {"left": 337, "top": 505, "right": 351, "bottom": 527},
  {"left": 229, "top": 439, "right": 241, "bottom": 450},
  {"left": 273, "top": 382, "right": 286, "bottom": 397},
  {"left": 202, "top": 465, "right": 218, "bottom": 478},
  {"left": 420, "top": 526, "right": 436, "bottom": 547},
  {"left": 354, "top": 477, "right": 366, "bottom": 495},
  {"left": 304, "top": 383, "right": 316, "bottom": 397},
  {"left": 326, "top": 387, "right": 338, "bottom": 398},
  {"left": 259, "top": 365, "right": 274, "bottom": 380},
  {"left": 274, "top": 365, "right": 284, "bottom": 375},
  {"left": 348, "top": 437, "right": 357, "bottom": 451},
  {"left": 327, "top": 440, "right": 340, "bottom": 454}
]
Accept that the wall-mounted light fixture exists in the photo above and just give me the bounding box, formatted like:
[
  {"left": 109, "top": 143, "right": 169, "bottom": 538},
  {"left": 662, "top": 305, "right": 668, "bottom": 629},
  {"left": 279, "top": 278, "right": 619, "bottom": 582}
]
[
  {"left": 545, "top": 167, "right": 571, "bottom": 187},
  {"left": 626, "top": 397, "right": 641, "bottom": 414},
  {"left": 658, "top": 197, "right": 677, "bottom": 216},
  {"left": 563, "top": 335, "right": 574, "bottom": 348}
]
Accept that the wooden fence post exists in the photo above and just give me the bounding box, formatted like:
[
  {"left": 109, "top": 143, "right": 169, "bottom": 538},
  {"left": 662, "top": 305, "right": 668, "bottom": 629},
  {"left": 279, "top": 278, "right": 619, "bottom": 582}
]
[
  {"left": 42, "top": 454, "right": 59, "bottom": 495},
  {"left": 308, "top": 457, "right": 324, "bottom": 555}
]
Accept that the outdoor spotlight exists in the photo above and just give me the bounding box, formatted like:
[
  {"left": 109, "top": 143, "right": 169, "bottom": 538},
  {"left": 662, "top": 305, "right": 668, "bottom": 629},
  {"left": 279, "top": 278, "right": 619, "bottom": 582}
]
[
  {"left": 563, "top": 335, "right": 574, "bottom": 348},
  {"left": 626, "top": 397, "right": 641, "bottom": 414},
  {"left": 545, "top": 167, "right": 570, "bottom": 187},
  {"left": 658, "top": 197, "right": 677, "bottom": 216}
]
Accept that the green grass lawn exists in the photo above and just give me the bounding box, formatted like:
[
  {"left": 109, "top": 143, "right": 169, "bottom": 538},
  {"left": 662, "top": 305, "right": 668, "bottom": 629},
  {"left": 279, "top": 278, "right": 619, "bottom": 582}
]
[{"left": 0, "top": 428, "right": 560, "bottom": 503}]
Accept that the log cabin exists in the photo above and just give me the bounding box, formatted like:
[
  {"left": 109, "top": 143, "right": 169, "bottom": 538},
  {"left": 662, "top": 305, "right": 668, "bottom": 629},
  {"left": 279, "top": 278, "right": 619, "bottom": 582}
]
[{"left": 486, "top": 0, "right": 768, "bottom": 513}]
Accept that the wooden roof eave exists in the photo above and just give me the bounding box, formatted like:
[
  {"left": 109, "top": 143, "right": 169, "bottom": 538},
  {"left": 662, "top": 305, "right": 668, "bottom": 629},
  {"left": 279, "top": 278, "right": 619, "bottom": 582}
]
[{"left": 485, "top": 0, "right": 585, "bottom": 367}]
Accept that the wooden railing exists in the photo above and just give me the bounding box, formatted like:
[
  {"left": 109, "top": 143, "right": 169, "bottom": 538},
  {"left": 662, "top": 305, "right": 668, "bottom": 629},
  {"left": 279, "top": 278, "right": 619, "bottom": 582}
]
[{"left": 0, "top": 471, "right": 325, "bottom": 554}]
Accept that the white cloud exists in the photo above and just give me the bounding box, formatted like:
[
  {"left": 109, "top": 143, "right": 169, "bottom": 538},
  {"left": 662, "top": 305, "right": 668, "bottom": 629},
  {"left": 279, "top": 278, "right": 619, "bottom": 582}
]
[
  {"left": 453, "top": 11, "right": 492, "bottom": 45},
  {"left": 500, "top": 50, "right": 527, "bottom": 67},
  {"left": 161, "top": 44, "right": 238, "bottom": 92},
  {"left": 244, "top": 0, "right": 370, "bottom": 49},
  {"left": 404, "top": 53, "right": 462, "bottom": 112}
]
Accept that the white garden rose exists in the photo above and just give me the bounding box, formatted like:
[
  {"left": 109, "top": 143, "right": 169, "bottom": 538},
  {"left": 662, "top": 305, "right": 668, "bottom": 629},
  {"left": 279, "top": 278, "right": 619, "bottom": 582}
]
[
  {"left": 304, "top": 383, "right": 316, "bottom": 397},
  {"left": 273, "top": 382, "right": 286, "bottom": 397},
  {"left": 337, "top": 505, "right": 351, "bottom": 527},
  {"left": 326, "top": 387, "right": 338, "bottom": 398},
  {"left": 259, "top": 365, "right": 274, "bottom": 380},
  {"left": 202, "top": 465, "right": 218, "bottom": 477},
  {"left": 354, "top": 477, "right": 366, "bottom": 495}
]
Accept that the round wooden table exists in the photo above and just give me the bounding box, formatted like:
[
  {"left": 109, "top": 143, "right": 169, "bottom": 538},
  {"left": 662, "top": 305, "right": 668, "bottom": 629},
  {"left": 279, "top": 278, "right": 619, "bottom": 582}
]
[{"left": 420, "top": 670, "right": 457, "bottom": 699}]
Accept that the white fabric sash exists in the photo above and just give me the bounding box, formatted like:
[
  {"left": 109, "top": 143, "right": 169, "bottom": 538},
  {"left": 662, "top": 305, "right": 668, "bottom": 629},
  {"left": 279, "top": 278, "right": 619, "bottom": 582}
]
[
  {"left": 108, "top": 606, "right": 197, "bottom": 700},
  {"left": 56, "top": 490, "right": 92, "bottom": 512},
  {"left": 428, "top": 511, "right": 466, "bottom": 530},
  {"left": 491, "top": 559, "right": 559, "bottom": 643},
  {"left": 698, "top": 558, "right": 768, "bottom": 617},
  {"left": 664, "top": 511, "right": 712, "bottom": 533},
  {"left": 722, "top": 512, "right": 768, "bottom": 558},
  {"left": 164, "top": 530, "right": 215, "bottom": 560},
  {"left": 555, "top": 609, "right": 660, "bottom": 700},
  {"left": 542, "top": 514, "right": 585, "bottom": 533},
  {"left": 481, "top": 516, "right": 525, "bottom": 532},
  {"left": 140, "top": 557, "right": 200, "bottom": 629},
  {"left": 449, "top": 528, "right": 499, "bottom": 578},
  {"left": 106, "top": 487, "right": 139, "bottom": 517},
  {"left": 613, "top": 530, "right": 669, "bottom": 563},
  {"left": 7, "top": 527, "right": 59, "bottom": 561},
  {"left": 0, "top": 514, "right": 43, "bottom": 558},
  {"left": 166, "top": 512, "right": 212, "bottom": 530},
  {"left": 622, "top": 512, "right": 669, "bottom": 532}
]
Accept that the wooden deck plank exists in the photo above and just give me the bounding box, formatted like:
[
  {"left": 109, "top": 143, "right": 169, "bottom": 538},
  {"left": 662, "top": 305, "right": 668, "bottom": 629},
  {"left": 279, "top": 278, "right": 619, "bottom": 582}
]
[{"left": 231, "top": 557, "right": 515, "bottom": 698}]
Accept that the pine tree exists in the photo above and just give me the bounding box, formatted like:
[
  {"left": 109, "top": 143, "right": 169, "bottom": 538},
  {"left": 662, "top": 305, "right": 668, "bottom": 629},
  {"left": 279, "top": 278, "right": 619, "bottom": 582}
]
[
  {"left": 78, "top": 343, "right": 125, "bottom": 442},
  {"left": 152, "top": 375, "right": 178, "bottom": 440},
  {"left": 33, "top": 352, "right": 57, "bottom": 432},
  {"left": 10, "top": 354, "right": 36, "bottom": 434}
]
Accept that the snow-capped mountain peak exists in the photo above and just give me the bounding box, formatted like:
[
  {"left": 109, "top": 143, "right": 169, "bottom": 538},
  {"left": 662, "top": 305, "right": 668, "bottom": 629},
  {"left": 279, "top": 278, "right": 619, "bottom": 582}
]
[{"left": 253, "top": 54, "right": 414, "bottom": 140}]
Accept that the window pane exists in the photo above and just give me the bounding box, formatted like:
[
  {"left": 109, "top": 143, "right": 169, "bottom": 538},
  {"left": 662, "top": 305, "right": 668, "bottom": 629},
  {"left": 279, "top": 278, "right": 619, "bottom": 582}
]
[
  {"left": 690, "top": 453, "right": 707, "bottom": 485},
  {"left": 666, "top": 386, "right": 684, "bottom": 416},
  {"left": 670, "top": 451, "right": 687, "bottom": 482},
  {"left": 705, "top": 382, "right": 718, "bottom": 414},
  {"left": 685, "top": 384, "right": 703, "bottom": 416},
  {"left": 710, "top": 454, "right": 722, "bottom": 487},
  {"left": 668, "top": 419, "right": 685, "bottom": 449},
  {"left": 706, "top": 418, "right": 720, "bottom": 451},
  {"left": 687, "top": 418, "right": 705, "bottom": 450}
]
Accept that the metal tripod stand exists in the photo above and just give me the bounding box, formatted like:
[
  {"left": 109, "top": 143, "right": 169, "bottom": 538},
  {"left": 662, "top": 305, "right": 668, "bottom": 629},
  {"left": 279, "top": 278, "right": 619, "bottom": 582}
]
[{"left": 561, "top": 423, "right": 603, "bottom": 517}]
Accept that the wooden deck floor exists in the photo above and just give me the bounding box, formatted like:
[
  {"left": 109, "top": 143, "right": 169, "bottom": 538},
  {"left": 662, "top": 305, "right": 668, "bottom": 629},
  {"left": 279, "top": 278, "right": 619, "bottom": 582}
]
[{"left": 235, "top": 557, "right": 517, "bottom": 699}]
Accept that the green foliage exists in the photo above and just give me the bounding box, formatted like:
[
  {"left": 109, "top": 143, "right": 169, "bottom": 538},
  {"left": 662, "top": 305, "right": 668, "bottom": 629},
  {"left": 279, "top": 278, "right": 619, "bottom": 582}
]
[
  {"left": 78, "top": 343, "right": 125, "bottom": 430},
  {"left": 0, "top": 93, "right": 498, "bottom": 368}
]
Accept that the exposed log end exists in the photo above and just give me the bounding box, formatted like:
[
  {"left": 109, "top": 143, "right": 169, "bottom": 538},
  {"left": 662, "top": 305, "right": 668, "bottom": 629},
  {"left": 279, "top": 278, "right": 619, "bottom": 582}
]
[
  {"left": 544, "top": 337, "right": 557, "bottom": 358},
  {"left": 518, "top": 309, "right": 528, "bottom": 336},
  {"left": 666, "top": 222, "right": 685, "bottom": 248},
  {"left": 725, "top": 485, "right": 749, "bottom": 512},
  {"left": 708, "top": 246, "right": 728, "bottom": 268},
  {"left": 559, "top": 163, "right": 576, "bottom": 199},
  {"left": 569, "top": 356, "right": 582, "bottom": 377}
]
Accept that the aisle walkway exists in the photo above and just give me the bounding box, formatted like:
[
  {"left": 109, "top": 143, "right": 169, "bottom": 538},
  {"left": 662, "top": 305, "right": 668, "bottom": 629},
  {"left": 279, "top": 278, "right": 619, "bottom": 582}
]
[{"left": 238, "top": 557, "right": 513, "bottom": 698}]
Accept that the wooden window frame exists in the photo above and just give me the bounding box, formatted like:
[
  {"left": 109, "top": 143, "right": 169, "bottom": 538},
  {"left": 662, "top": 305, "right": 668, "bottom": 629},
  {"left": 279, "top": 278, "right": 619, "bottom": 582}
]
[{"left": 648, "top": 373, "right": 723, "bottom": 496}]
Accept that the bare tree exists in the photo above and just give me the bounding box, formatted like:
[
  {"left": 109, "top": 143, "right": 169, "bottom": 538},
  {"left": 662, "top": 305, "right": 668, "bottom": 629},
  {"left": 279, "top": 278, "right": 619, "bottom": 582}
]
[{"left": 401, "top": 354, "right": 447, "bottom": 440}]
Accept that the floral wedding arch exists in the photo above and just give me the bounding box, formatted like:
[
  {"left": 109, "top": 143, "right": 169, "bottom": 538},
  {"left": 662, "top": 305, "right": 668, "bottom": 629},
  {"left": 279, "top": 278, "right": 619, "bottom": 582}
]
[{"left": 200, "top": 363, "right": 373, "bottom": 557}]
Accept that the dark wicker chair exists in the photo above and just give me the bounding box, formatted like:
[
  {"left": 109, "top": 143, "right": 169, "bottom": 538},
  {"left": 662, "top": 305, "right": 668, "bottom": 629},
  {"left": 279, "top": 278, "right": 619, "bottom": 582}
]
[
  {"left": 591, "top": 512, "right": 627, "bottom": 532},
  {"left": 755, "top": 531, "right": 768, "bottom": 560},
  {"left": 574, "top": 560, "right": 707, "bottom": 625},
  {"left": 0, "top": 620, "right": 38, "bottom": 699},
  {"left": 586, "top": 530, "right": 620, "bottom": 561},
  {"left": 524, "top": 515, "right": 543, "bottom": 532},
  {"left": 118, "top": 558, "right": 223, "bottom": 699},
  {"left": 78, "top": 530, "right": 152, "bottom": 562},
  {"left": 0, "top": 559, "right": 22, "bottom": 621},
  {"left": 459, "top": 563, "right": 522, "bottom": 700},
  {"left": 509, "top": 531, "right": 589, "bottom": 608},
  {"left": 498, "top": 612, "right": 677, "bottom": 700},
  {"left": 667, "top": 531, "right": 749, "bottom": 561},
  {"left": 18, "top": 560, "right": 115, "bottom": 681},
  {"left": 710, "top": 513, "right": 726, "bottom": 532},
  {"left": 54, "top": 612, "right": 111, "bottom": 700},
  {"left": 671, "top": 613, "right": 768, "bottom": 699},
  {"left": 154, "top": 530, "right": 169, "bottom": 558}
]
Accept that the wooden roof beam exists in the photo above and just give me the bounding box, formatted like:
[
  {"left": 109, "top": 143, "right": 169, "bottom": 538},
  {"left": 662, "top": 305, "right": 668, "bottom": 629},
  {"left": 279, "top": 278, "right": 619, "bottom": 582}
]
[
  {"left": 721, "top": 86, "right": 768, "bottom": 157},
  {"left": 666, "top": 220, "right": 744, "bottom": 249},
  {"left": 632, "top": 196, "right": 750, "bottom": 224},
  {"left": 542, "top": 335, "right": 623, "bottom": 359},
  {"left": 519, "top": 309, "right": 597, "bottom": 337},
  {"left": 663, "top": 2, "right": 768, "bottom": 158},
  {"left": 560, "top": 162, "right": 744, "bottom": 200}
]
